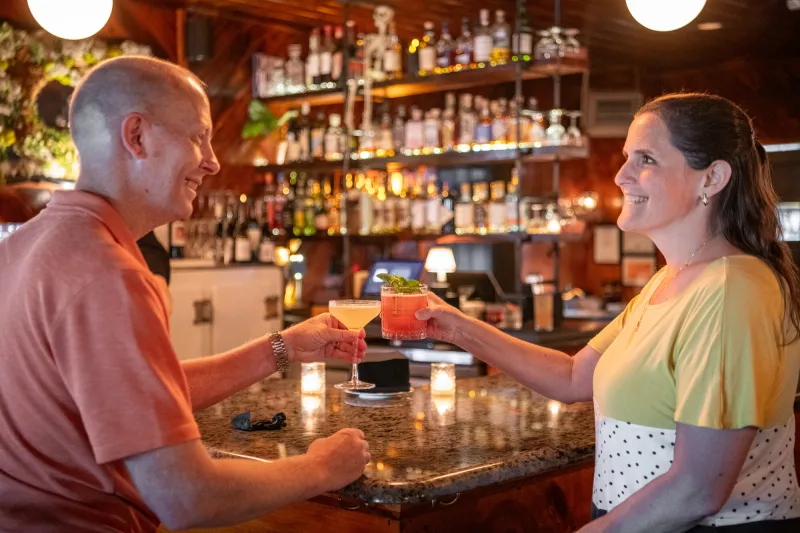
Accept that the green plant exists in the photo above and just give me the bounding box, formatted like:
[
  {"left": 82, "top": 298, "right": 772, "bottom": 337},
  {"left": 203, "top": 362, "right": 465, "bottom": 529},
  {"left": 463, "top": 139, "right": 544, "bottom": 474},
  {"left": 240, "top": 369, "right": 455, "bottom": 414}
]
[
  {"left": 377, "top": 273, "right": 424, "bottom": 294},
  {"left": 242, "top": 100, "right": 296, "bottom": 139}
]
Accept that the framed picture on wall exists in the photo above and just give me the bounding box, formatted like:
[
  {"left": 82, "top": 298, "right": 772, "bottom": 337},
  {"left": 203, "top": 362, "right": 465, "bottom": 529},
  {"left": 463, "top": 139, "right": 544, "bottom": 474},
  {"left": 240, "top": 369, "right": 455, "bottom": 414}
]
[
  {"left": 622, "top": 231, "right": 656, "bottom": 255},
  {"left": 593, "top": 224, "right": 621, "bottom": 264},
  {"left": 621, "top": 256, "right": 657, "bottom": 287}
]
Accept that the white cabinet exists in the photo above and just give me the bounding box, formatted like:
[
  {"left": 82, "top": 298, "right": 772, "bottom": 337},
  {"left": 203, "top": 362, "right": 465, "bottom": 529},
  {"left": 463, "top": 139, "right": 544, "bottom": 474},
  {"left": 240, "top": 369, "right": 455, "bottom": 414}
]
[{"left": 168, "top": 263, "right": 283, "bottom": 361}]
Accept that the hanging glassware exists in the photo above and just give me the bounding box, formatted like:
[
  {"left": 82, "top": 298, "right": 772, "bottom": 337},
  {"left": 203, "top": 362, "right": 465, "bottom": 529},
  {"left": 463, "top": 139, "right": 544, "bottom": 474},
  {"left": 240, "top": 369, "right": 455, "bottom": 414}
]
[{"left": 545, "top": 109, "right": 566, "bottom": 145}]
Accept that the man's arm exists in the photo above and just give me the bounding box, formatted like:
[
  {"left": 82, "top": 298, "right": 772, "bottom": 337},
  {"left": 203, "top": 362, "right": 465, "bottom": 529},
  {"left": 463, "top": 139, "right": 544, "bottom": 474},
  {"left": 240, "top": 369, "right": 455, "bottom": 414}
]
[
  {"left": 125, "top": 429, "right": 370, "bottom": 530},
  {"left": 182, "top": 313, "right": 368, "bottom": 412},
  {"left": 577, "top": 423, "right": 756, "bottom": 533}
]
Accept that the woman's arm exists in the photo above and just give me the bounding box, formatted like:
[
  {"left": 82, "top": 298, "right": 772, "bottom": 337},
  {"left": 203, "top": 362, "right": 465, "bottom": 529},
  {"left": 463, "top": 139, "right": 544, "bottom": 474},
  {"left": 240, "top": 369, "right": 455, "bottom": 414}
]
[
  {"left": 417, "top": 294, "right": 600, "bottom": 404},
  {"left": 578, "top": 423, "right": 757, "bottom": 533}
]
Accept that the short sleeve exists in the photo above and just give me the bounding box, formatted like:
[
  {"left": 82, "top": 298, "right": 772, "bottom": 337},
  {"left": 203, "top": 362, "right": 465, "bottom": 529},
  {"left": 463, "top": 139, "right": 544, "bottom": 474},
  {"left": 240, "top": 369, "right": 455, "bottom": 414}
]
[
  {"left": 52, "top": 270, "right": 199, "bottom": 464},
  {"left": 673, "top": 271, "right": 783, "bottom": 429},
  {"left": 588, "top": 293, "right": 640, "bottom": 354}
]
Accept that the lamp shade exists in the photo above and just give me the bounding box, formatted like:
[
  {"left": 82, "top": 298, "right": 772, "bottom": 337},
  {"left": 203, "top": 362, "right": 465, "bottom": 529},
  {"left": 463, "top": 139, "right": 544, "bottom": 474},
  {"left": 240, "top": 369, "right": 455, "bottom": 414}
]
[
  {"left": 424, "top": 247, "right": 456, "bottom": 274},
  {"left": 28, "top": 0, "right": 113, "bottom": 40},
  {"left": 626, "top": 0, "right": 706, "bottom": 32}
]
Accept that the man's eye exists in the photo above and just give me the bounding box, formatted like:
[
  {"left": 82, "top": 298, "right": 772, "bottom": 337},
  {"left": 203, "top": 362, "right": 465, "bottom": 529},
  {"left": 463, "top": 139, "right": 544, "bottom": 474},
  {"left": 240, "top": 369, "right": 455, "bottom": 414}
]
[{"left": 643, "top": 155, "right": 656, "bottom": 164}]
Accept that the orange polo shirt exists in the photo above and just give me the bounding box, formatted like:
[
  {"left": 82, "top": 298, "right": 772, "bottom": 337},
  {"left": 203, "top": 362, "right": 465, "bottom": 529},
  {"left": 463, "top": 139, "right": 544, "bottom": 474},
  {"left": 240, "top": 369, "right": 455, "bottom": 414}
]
[{"left": 0, "top": 190, "right": 200, "bottom": 532}]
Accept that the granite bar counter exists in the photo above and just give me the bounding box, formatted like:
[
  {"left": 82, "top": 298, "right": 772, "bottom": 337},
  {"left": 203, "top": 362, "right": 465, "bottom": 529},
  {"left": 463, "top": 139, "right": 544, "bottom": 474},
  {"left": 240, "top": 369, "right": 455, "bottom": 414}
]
[{"left": 191, "top": 374, "right": 597, "bottom": 533}]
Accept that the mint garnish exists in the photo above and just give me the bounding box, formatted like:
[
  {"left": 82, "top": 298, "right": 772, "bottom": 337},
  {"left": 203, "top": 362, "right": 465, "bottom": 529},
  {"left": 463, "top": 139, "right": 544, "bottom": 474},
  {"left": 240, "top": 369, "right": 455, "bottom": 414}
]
[{"left": 377, "top": 273, "right": 423, "bottom": 294}]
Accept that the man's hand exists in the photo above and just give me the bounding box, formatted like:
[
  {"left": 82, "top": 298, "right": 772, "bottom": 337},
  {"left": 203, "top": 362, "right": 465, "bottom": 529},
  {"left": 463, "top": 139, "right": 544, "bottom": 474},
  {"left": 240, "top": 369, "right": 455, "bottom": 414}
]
[
  {"left": 282, "top": 313, "right": 367, "bottom": 363},
  {"left": 306, "top": 428, "right": 371, "bottom": 491},
  {"left": 414, "top": 292, "right": 469, "bottom": 345}
]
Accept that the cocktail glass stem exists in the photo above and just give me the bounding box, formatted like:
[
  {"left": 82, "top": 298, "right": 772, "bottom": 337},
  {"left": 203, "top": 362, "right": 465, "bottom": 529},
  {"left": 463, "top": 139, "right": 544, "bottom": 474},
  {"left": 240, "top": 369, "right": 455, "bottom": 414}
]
[{"left": 349, "top": 329, "right": 360, "bottom": 385}]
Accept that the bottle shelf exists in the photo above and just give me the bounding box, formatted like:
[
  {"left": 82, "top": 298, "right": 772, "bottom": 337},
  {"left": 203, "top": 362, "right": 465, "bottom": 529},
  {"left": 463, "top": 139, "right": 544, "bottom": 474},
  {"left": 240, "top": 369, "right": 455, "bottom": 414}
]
[
  {"left": 257, "top": 59, "right": 588, "bottom": 107},
  {"left": 269, "top": 230, "right": 583, "bottom": 245},
  {"left": 256, "top": 143, "right": 589, "bottom": 173}
]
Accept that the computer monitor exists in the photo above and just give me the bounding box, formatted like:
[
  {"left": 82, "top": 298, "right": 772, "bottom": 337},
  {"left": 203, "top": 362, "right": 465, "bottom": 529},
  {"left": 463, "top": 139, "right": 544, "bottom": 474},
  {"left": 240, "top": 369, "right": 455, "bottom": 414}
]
[{"left": 360, "top": 260, "right": 425, "bottom": 298}]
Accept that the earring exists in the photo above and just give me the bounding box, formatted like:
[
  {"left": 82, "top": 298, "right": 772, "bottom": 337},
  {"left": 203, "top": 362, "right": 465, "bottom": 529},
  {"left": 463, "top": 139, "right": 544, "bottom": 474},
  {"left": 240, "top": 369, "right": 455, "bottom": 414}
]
[{"left": 701, "top": 193, "right": 709, "bottom": 206}]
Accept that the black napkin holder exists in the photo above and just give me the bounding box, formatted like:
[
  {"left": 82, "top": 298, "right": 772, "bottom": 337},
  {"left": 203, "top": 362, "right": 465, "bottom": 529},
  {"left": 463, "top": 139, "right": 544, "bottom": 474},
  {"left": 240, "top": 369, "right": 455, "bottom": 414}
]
[{"left": 356, "top": 354, "right": 410, "bottom": 393}]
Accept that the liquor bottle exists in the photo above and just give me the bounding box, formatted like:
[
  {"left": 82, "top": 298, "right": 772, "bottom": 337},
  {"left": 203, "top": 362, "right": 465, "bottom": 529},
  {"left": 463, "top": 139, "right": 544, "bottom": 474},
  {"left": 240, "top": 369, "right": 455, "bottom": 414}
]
[
  {"left": 346, "top": 173, "right": 361, "bottom": 235},
  {"left": 405, "top": 106, "right": 424, "bottom": 152},
  {"left": 384, "top": 21, "right": 403, "bottom": 80},
  {"left": 223, "top": 197, "right": 236, "bottom": 265},
  {"left": 306, "top": 29, "right": 320, "bottom": 87},
  {"left": 393, "top": 105, "right": 406, "bottom": 154},
  {"left": 454, "top": 182, "right": 474, "bottom": 235},
  {"left": 488, "top": 181, "right": 506, "bottom": 233},
  {"left": 246, "top": 200, "right": 262, "bottom": 260},
  {"left": 319, "top": 25, "right": 334, "bottom": 85},
  {"left": 475, "top": 99, "right": 493, "bottom": 144},
  {"left": 345, "top": 21, "right": 363, "bottom": 83},
  {"left": 293, "top": 175, "right": 306, "bottom": 236},
  {"left": 454, "top": 17, "right": 473, "bottom": 68},
  {"left": 410, "top": 171, "right": 427, "bottom": 233},
  {"left": 331, "top": 25, "right": 344, "bottom": 85},
  {"left": 285, "top": 110, "right": 301, "bottom": 163},
  {"left": 311, "top": 111, "right": 326, "bottom": 160},
  {"left": 406, "top": 37, "right": 420, "bottom": 79},
  {"left": 510, "top": 98, "right": 531, "bottom": 145},
  {"left": 435, "top": 22, "right": 454, "bottom": 73},
  {"left": 379, "top": 110, "right": 394, "bottom": 154},
  {"left": 169, "top": 219, "right": 185, "bottom": 259},
  {"left": 327, "top": 175, "right": 342, "bottom": 235},
  {"left": 440, "top": 181, "right": 456, "bottom": 235},
  {"left": 359, "top": 174, "right": 374, "bottom": 235},
  {"left": 512, "top": 4, "right": 534, "bottom": 61},
  {"left": 324, "top": 113, "right": 345, "bottom": 160},
  {"left": 314, "top": 179, "right": 329, "bottom": 233},
  {"left": 234, "top": 202, "right": 252, "bottom": 263},
  {"left": 505, "top": 169, "right": 520, "bottom": 232},
  {"left": 473, "top": 181, "right": 489, "bottom": 234},
  {"left": 285, "top": 44, "right": 305, "bottom": 90},
  {"left": 425, "top": 171, "right": 441, "bottom": 234},
  {"left": 491, "top": 10, "right": 511, "bottom": 64},
  {"left": 372, "top": 174, "right": 386, "bottom": 234},
  {"left": 297, "top": 102, "right": 312, "bottom": 161},
  {"left": 279, "top": 173, "right": 293, "bottom": 237},
  {"left": 491, "top": 99, "right": 508, "bottom": 144},
  {"left": 418, "top": 22, "right": 437, "bottom": 75},
  {"left": 441, "top": 93, "right": 456, "bottom": 151},
  {"left": 473, "top": 9, "right": 493, "bottom": 64},
  {"left": 423, "top": 108, "right": 441, "bottom": 151},
  {"left": 262, "top": 173, "right": 277, "bottom": 235},
  {"left": 384, "top": 174, "right": 399, "bottom": 233},
  {"left": 258, "top": 201, "right": 275, "bottom": 264},
  {"left": 304, "top": 178, "right": 317, "bottom": 236},
  {"left": 458, "top": 93, "right": 476, "bottom": 146}
]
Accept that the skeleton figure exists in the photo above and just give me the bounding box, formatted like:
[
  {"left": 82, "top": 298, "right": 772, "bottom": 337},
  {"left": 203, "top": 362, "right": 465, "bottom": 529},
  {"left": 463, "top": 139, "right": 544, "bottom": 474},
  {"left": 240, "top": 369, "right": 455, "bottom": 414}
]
[{"left": 359, "top": 5, "right": 394, "bottom": 145}]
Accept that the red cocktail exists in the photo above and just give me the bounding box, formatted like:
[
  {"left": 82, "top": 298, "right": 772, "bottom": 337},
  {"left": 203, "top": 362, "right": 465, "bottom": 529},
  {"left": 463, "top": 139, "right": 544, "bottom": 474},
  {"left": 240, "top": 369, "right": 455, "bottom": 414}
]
[{"left": 381, "top": 285, "right": 429, "bottom": 340}]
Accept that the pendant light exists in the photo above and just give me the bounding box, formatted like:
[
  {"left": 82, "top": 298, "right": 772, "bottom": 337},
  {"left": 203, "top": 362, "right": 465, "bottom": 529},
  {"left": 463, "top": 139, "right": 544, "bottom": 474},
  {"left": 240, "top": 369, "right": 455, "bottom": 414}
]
[
  {"left": 27, "top": 0, "right": 113, "bottom": 40},
  {"left": 626, "top": 0, "right": 707, "bottom": 32}
]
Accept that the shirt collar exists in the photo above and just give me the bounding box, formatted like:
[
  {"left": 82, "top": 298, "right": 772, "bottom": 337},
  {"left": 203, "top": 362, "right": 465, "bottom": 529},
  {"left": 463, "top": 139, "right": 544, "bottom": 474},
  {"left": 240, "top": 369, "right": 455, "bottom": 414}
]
[{"left": 46, "top": 190, "right": 147, "bottom": 268}]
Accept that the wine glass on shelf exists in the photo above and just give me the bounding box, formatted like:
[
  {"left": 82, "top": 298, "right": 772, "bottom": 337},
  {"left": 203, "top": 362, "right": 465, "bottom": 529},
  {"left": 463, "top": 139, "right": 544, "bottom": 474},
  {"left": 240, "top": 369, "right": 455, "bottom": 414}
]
[
  {"left": 545, "top": 109, "right": 566, "bottom": 145},
  {"left": 563, "top": 29, "right": 581, "bottom": 59},
  {"left": 328, "top": 300, "right": 382, "bottom": 390},
  {"left": 566, "top": 111, "right": 583, "bottom": 146},
  {"left": 534, "top": 30, "right": 553, "bottom": 62}
]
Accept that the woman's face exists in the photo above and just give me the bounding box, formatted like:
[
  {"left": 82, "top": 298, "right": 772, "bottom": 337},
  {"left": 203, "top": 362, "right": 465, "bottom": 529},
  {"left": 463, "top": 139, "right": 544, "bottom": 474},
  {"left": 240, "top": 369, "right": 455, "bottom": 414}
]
[{"left": 614, "top": 113, "right": 705, "bottom": 236}]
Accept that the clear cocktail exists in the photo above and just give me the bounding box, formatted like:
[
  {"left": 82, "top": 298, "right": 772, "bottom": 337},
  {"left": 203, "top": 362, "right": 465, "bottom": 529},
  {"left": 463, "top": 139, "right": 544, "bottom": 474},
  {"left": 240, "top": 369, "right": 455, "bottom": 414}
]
[
  {"left": 381, "top": 285, "right": 429, "bottom": 340},
  {"left": 328, "top": 300, "right": 381, "bottom": 390}
]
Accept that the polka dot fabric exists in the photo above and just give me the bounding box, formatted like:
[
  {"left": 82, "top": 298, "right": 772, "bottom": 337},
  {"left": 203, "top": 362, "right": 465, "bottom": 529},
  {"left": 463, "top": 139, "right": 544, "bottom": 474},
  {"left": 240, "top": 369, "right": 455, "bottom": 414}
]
[{"left": 592, "top": 410, "right": 800, "bottom": 526}]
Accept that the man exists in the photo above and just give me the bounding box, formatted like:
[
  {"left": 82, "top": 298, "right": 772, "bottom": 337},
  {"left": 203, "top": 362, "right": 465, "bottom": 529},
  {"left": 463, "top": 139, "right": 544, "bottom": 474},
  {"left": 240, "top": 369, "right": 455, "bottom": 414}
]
[{"left": 0, "top": 56, "right": 370, "bottom": 531}]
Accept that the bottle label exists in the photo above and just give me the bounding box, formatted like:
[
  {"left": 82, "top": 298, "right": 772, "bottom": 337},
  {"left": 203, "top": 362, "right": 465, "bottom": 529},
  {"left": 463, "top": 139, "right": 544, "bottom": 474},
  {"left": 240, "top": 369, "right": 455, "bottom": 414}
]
[
  {"left": 170, "top": 221, "right": 186, "bottom": 247},
  {"left": 424, "top": 122, "right": 439, "bottom": 149},
  {"left": 384, "top": 49, "right": 400, "bottom": 73},
  {"left": 475, "top": 123, "right": 492, "bottom": 144},
  {"left": 492, "top": 118, "right": 507, "bottom": 143},
  {"left": 518, "top": 33, "right": 533, "bottom": 55},
  {"left": 332, "top": 52, "right": 343, "bottom": 82},
  {"left": 489, "top": 204, "right": 506, "bottom": 231},
  {"left": 411, "top": 201, "right": 426, "bottom": 230},
  {"left": 419, "top": 48, "right": 436, "bottom": 72},
  {"left": 454, "top": 204, "right": 474, "bottom": 231},
  {"left": 311, "top": 130, "right": 324, "bottom": 158},
  {"left": 324, "top": 134, "right": 339, "bottom": 159},
  {"left": 426, "top": 199, "right": 440, "bottom": 229},
  {"left": 436, "top": 54, "right": 451, "bottom": 69},
  {"left": 380, "top": 129, "right": 393, "bottom": 151},
  {"left": 455, "top": 52, "right": 470, "bottom": 66},
  {"left": 235, "top": 238, "right": 252, "bottom": 262},
  {"left": 458, "top": 115, "right": 475, "bottom": 144},
  {"left": 258, "top": 240, "right": 275, "bottom": 263},
  {"left": 506, "top": 200, "right": 519, "bottom": 229},
  {"left": 247, "top": 228, "right": 261, "bottom": 253},
  {"left": 306, "top": 55, "right": 320, "bottom": 78},
  {"left": 223, "top": 238, "right": 234, "bottom": 265},
  {"left": 319, "top": 52, "right": 332, "bottom": 75},
  {"left": 473, "top": 36, "right": 492, "bottom": 62}
]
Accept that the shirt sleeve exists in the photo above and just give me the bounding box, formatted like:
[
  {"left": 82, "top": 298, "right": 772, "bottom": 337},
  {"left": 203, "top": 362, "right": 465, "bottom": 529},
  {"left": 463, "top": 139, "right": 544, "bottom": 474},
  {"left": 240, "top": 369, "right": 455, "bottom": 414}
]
[
  {"left": 588, "top": 293, "right": 640, "bottom": 354},
  {"left": 52, "top": 269, "right": 200, "bottom": 464},
  {"left": 673, "top": 269, "right": 783, "bottom": 429}
]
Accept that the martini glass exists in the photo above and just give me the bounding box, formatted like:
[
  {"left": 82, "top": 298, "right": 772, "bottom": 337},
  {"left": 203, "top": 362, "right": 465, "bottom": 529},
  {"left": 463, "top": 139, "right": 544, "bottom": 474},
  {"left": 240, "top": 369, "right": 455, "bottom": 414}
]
[{"left": 329, "top": 300, "right": 381, "bottom": 390}]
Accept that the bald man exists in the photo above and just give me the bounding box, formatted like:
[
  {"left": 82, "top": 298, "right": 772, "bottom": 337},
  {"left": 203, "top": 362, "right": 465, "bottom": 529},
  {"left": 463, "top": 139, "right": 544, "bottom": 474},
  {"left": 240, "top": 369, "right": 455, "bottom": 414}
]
[{"left": 0, "top": 56, "right": 370, "bottom": 532}]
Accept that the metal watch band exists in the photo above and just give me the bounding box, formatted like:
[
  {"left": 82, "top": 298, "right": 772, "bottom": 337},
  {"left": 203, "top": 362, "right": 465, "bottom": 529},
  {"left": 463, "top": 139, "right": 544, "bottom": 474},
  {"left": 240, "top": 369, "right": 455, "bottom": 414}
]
[{"left": 269, "top": 332, "right": 290, "bottom": 374}]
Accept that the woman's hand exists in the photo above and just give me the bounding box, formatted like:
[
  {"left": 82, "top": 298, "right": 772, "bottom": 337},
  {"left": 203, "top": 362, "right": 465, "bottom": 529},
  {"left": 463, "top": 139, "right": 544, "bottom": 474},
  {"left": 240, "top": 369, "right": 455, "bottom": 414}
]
[
  {"left": 414, "top": 292, "right": 471, "bottom": 345},
  {"left": 282, "top": 313, "right": 367, "bottom": 363}
]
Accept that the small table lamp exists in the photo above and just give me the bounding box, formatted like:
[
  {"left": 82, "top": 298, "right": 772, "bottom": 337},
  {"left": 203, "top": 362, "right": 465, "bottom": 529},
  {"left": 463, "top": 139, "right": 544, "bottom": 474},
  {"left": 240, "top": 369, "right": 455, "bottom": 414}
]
[{"left": 425, "top": 247, "right": 456, "bottom": 293}]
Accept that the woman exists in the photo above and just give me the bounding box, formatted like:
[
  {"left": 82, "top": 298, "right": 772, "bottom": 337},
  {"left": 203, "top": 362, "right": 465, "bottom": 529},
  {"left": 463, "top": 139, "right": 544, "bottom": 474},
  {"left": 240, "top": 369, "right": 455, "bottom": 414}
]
[{"left": 417, "top": 93, "right": 800, "bottom": 532}]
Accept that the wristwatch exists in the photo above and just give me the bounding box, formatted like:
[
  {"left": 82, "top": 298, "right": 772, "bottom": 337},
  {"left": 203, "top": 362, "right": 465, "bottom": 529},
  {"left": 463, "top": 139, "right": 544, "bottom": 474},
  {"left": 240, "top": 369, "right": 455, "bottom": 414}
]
[{"left": 268, "top": 332, "right": 290, "bottom": 374}]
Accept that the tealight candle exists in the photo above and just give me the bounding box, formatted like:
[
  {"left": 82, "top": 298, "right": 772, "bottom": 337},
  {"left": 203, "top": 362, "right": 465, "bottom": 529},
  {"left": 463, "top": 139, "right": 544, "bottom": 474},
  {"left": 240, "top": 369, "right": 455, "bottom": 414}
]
[
  {"left": 430, "top": 362, "right": 456, "bottom": 395},
  {"left": 301, "top": 362, "right": 325, "bottom": 394}
]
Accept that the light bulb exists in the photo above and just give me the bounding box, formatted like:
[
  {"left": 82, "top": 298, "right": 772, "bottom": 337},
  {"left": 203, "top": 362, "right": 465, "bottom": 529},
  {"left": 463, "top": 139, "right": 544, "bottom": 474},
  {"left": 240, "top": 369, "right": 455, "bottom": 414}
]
[
  {"left": 28, "top": 0, "right": 113, "bottom": 40},
  {"left": 626, "top": 0, "right": 706, "bottom": 32}
]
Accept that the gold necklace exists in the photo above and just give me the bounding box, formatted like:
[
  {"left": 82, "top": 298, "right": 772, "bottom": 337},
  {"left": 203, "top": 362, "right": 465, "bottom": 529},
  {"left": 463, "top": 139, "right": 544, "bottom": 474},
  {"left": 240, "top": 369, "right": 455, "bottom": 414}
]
[{"left": 629, "top": 235, "right": 717, "bottom": 340}]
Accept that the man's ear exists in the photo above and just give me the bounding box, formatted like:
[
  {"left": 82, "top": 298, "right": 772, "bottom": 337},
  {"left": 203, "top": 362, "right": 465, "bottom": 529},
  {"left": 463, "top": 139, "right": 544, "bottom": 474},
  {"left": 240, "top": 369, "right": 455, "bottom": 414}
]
[{"left": 121, "top": 113, "right": 148, "bottom": 158}]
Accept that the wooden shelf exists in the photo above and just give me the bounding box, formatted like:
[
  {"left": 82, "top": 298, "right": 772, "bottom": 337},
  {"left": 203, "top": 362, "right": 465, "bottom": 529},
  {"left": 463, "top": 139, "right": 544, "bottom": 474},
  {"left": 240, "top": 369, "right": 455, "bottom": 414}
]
[
  {"left": 272, "top": 231, "right": 584, "bottom": 245},
  {"left": 256, "top": 143, "right": 589, "bottom": 174},
  {"left": 257, "top": 60, "right": 588, "bottom": 107}
]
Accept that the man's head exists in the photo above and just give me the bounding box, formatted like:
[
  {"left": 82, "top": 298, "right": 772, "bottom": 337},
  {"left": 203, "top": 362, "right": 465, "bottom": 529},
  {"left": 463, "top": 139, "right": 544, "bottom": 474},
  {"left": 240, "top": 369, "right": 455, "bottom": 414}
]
[{"left": 70, "top": 56, "right": 220, "bottom": 230}]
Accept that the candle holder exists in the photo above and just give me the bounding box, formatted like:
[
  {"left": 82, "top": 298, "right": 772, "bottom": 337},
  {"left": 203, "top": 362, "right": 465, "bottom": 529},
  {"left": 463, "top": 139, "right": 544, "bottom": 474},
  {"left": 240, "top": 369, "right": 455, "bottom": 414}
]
[
  {"left": 430, "top": 362, "right": 456, "bottom": 395},
  {"left": 301, "top": 362, "right": 325, "bottom": 394}
]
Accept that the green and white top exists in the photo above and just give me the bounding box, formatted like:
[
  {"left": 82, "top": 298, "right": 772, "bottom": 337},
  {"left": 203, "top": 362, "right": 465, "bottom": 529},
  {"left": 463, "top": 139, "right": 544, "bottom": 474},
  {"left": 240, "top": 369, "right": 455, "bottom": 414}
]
[{"left": 589, "top": 255, "right": 800, "bottom": 526}]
